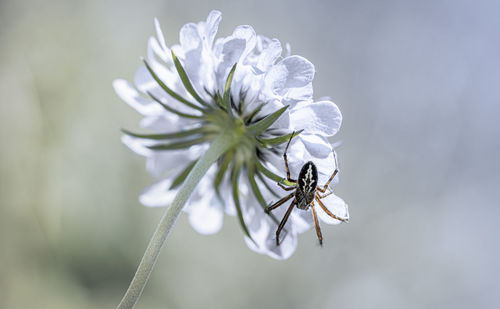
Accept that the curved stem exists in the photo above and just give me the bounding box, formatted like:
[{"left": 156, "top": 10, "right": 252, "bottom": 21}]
[{"left": 117, "top": 132, "right": 235, "bottom": 309}]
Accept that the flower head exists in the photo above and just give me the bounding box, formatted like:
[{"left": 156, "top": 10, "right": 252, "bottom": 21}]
[{"left": 114, "top": 11, "right": 348, "bottom": 259}]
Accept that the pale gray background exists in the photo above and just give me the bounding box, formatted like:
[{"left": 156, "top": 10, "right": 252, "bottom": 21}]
[{"left": 1, "top": 0, "right": 499, "bottom": 308}]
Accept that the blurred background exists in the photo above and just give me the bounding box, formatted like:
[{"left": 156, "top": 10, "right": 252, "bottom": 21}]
[{"left": 1, "top": 0, "right": 499, "bottom": 308}]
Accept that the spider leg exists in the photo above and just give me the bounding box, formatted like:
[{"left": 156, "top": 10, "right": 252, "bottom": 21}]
[
  {"left": 283, "top": 132, "right": 297, "bottom": 183},
  {"left": 317, "top": 151, "right": 339, "bottom": 193},
  {"left": 277, "top": 182, "right": 296, "bottom": 191},
  {"left": 266, "top": 192, "right": 295, "bottom": 213},
  {"left": 276, "top": 199, "right": 296, "bottom": 246},
  {"left": 317, "top": 169, "right": 338, "bottom": 193},
  {"left": 315, "top": 195, "right": 348, "bottom": 222},
  {"left": 310, "top": 201, "right": 323, "bottom": 246},
  {"left": 317, "top": 190, "right": 334, "bottom": 199}
]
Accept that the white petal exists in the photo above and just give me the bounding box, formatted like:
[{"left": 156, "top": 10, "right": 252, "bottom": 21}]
[
  {"left": 154, "top": 18, "right": 168, "bottom": 53},
  {"left": 139, "top": 178, "right": 179, "bottom": 207},
  {"left": 244, "top": 216, "right": 298, "bottom": 260},
  {"left": 291, "top": 210, "right": 314, "bottom": 234},
  {"left": 113, "top": 79, "right": 163, "bottom": 116},
  {"left": 299, "top": 134, "right": 333, "bottom": 158},
  {"left": 266, "top": 55, "right": 315, "bottom": 93},
  {"left": 232, "top": 25, "right": 257, "bottom": 60},
  {"left": 121, "top": 135, "right": 154, "bottom": 157},
  {"left": 291, "top": 101, "right": 342, "bottom": 136},
  {"left": 179, "top": 23, "right": 201, "bottom": 50},
  {"left": 146, "top": 148, "right": 192, "bottom": 177},
  {"left": 139, "top": 114, "right": 182, "bottom": 132},
  {"left": 256, "top": 38, "right": 282, "bottom": 71},
  {"left": 203, "top": 10, "right": 222, "bottom": 46},
  {"left": 316, "top": 194, "right": 349, "bottom": 224},
  {"left": 187, "top": 196, "right": 224, "bottom": 235}
]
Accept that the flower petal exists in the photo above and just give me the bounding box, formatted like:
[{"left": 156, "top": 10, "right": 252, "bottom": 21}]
[
  {"left": 265, "top": 55, "right": 315, "bottom": 93},
  {"left": 113, "top": 79, "right": 163, "bottom": 116},
  {"left": 291, "top": 101, "right": 342, "bottom": 136},
  {"left": 256, "top": 38, "right": 282, "bottom": 71},
  {"left": 187, "top": 196, "right": 224, "bottom": 234},
  {"left": 139, "top": 178, "right": 179, "bottom": 207},
  {"left": 203, "top": 10, "right": 222, "bottom": 46},
  {"left": 244, "top": 216, "right": 298, "bottom": 260}
]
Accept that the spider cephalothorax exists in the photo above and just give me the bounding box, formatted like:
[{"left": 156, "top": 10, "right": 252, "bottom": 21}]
[{"left": 266, "top": 134, "right": 348, "bottom": 246}]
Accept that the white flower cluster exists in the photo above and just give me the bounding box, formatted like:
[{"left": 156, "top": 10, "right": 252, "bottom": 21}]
[{"left": 114, "top": 11, "right": 348, "bottom": 259}]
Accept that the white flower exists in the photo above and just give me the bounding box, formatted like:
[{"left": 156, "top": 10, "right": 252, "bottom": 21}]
[{"left": 114, "top": 10, "right": 347, "bottom": 259}]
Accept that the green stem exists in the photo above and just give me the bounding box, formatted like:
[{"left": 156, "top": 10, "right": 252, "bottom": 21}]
[{"left": 117, "top": 132, "right": 235, "bottom": 309}]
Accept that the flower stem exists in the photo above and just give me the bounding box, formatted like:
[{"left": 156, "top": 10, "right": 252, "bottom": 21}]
[{"left": 117, "top": 131, "right": 235, "bottom": 309}]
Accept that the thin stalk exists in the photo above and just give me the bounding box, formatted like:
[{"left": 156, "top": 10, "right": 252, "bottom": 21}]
[{"left": 117, "top": 132, "right": 235, "bottom": 309}]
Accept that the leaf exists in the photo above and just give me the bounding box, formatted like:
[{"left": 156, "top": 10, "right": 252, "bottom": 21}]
[
  {"left": 223, "top": 63, "right": 237, "bottom": 116},
  {"left": 171, "top": 51, "right": 209, "bottom": 107},
  {"left": 121, "top": 127, "right": 205, "bottom": 140},
  {"left": 247, "top": 106, "right": 288, "bottom": 136},
  {"left": 147, "top": 136, "right": 207, "bottom": 150},
  {"left": 170, "top": 160, "right": 197, "bottom": 189},
  {"left": 258, "top": 130, "right": 303, "bottom": 147},
  {"left": 244, "top": 103, "right": 264, "bottom": 125},
  {"left": 214, "top": 152, "right": 233, "bottom": 196},
  {"left": 147, "top": 91, "right": 203, "bottom": 119},
  {"left": 142, "top": 58, "right": 204, "bottom": 112},
  {"left": 255, "top": 160, "right": 295, "bottom": 187},
  {"left": 231, "top": 161, "right": 257, "bottom": 245}
]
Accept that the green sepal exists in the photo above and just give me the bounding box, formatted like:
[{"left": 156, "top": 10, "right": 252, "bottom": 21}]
[
  {"left": 223, "top": 63, "right": 237, "bottom": 116},
  {"left": 147, "top": 136, "right": 207, "bottom": 150},
  {"left": 148, "top": 91, "right": 203, "bottom": 119},
  {"left": 214, "top": 152, "right": 233, "bottom": 196},
  {"left": 170, "top": 160, "right": 197, "bottom": 189},
  {"left": 231, "top": 161, "right": 257, "bottom": 245},
  {"left": 258, "top": 130, "right": 303, "bottom": 147},
  {"left": 121, "top": 127, "right": 205, "bottom": 140},
  {"left": 247, "top": 106, "right": 288, "bottom": 136},
  {"left": 142, "top": 58, "right": 204, "bottom": 112},
  {"left": 244, "top": 103, "right": 264, "bottom": 125},
  {"left": 171, "top": 51, "right": 209, "bottom": 107},
  {"left": 255, "top": 160, "right": 295, "bottom": 187},
  {"left": 256, "top": 172, "right": 281, "bottom": 199}
]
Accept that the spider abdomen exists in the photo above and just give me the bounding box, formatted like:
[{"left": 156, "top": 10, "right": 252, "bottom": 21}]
[{"left": 296, "top": 161, "right": 318, "bottom": 209}]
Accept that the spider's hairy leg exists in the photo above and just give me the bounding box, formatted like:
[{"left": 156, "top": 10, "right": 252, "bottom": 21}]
[
  {"left": 276, "top": 199, "right": 296, "bottom": 246},
  {"left": 317, "top": 169, "right": 338, "bottom": 193},
  {"left": 310, "top": 201, "right": 323, "bottom": 246},
  {"left": 265, "top": 192, "right": 295, "bottom": 213},
  {"left": 317, "top": 190, "right": 333, "bottom": 199},
  {"left": 277, "top": 182, "right": 296, "bottom": 191},
  {"left": 315, "top": 195, "right": 348, "bottom": 222}
]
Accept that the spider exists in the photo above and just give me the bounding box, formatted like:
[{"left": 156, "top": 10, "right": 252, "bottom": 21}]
[{"left": 265, "top": 133, "right": 348, "bottom": 246}]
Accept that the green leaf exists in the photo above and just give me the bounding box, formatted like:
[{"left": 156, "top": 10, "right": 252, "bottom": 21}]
[
  {"left": 223, "top": 63, "right": 237, "bottom": 116},
  {"left": 142, "top": 58, "right": 204, "bottom": 112},
  {"left": 214, "top": 152, "right": 233, "bottom": 196},
  {"left": 231, "top": 161, "right": 256, "bottom": 245},
  {"left": 121, "top": 127, "right": 206, "bottom": 140},
  {"left": 171, "top": 51, "right": 209, "bottom": 107},
  {"left": 258, "top": 130, "right": 303, "bottom": 147},
  {"left": 247, "top": 106, "right": 289, "bottom": 136},
  {"left": 147, "top": 136, "right": 207, "bottom": 150},
  {"left": 170, "top": 160, "right": 197, "bottom": 189},
  {"left": 255, "top": 160, "right": 295, "bottom": 187},
  {"left": 148, "top": 91, "right": 203, "bottom": 119},
  {"left": 256, "top": 172, "right": 281, "bottom": 199},
  {"left": 244, "top": 103, "right": 264, "bottom": 124}
]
